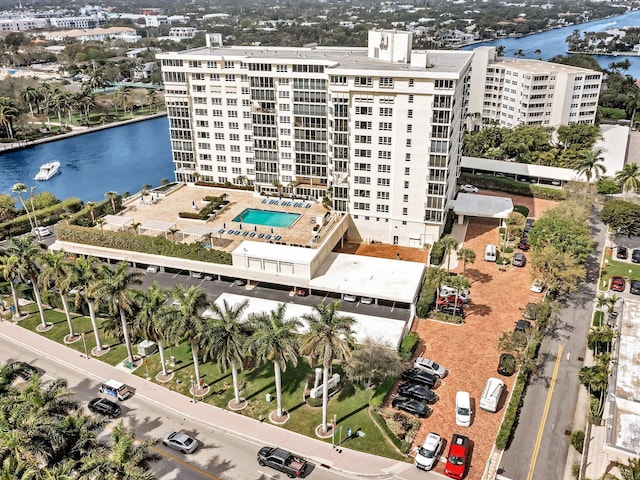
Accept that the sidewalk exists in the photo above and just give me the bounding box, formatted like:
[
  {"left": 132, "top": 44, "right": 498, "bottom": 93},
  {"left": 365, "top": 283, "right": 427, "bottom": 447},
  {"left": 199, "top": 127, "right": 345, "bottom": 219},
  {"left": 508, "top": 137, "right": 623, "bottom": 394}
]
[{"left": 0, "top": 320, "right": 414, "bottom": 479}]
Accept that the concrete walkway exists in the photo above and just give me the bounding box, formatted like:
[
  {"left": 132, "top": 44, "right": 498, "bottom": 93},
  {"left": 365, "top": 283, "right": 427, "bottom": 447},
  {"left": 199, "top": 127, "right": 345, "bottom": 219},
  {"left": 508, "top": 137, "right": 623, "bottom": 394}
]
[{"left": 0, "top": 320, "right": 416, "bottom": 479}]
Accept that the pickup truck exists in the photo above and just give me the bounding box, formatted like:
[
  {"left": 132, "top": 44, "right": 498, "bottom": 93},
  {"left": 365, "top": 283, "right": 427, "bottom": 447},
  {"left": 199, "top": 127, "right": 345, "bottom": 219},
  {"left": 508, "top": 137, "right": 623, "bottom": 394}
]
[{"left": 257, "top": 446, "right": 307, "bottom": 478}]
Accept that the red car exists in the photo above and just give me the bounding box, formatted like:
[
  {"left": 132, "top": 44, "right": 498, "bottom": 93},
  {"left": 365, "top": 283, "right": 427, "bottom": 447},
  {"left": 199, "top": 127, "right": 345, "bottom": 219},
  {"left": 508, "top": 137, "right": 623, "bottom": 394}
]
[
  {"left": 437, "top": 295, "right": 464, "bottom": 307},
  {"left": 611, "top": 276, "right": 626, "bottom": 292},
  {"left": 444, "top": 434, "right": 469, "bottom": 479},
  {"left": 518, "top": 238, "right": 530, "bottom": 250}
]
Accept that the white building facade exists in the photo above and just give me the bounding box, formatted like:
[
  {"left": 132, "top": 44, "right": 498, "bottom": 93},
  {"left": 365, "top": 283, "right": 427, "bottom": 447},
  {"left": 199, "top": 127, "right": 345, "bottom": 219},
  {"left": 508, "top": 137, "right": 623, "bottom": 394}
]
[
  {"left": 468, "top": 46, "right": 602, "bottom": 128},
  {"left": 159, "top": 30, "right": 472, "bottom": 246}
]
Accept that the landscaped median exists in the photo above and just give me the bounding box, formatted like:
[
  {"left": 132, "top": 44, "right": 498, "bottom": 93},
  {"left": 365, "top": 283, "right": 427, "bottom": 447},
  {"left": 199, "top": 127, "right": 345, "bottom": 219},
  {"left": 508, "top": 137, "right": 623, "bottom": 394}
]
[{"left": 8, "top": 302, "right": 407, "bottom": 461}]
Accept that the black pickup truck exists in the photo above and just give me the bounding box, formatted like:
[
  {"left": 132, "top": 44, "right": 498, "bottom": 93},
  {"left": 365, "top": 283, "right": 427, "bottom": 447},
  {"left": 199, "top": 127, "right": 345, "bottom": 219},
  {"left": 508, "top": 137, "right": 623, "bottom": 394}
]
[{"left": 257, "top": 446, "right": 307, "bottom": 478}]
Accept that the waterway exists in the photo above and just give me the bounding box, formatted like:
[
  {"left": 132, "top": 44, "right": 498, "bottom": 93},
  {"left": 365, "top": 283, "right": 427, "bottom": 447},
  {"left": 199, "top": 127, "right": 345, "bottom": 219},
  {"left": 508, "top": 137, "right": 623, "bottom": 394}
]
[
  {"left": 0, "top": 116, "right": 174, "bottom": 203},
  {"left": 463, "top": 9, "right": 640, "bottom": 78}
]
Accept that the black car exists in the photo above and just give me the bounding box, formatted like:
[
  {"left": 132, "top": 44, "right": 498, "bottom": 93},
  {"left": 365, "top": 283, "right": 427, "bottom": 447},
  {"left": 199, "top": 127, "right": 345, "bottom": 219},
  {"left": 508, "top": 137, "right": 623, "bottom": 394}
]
[
  {"left": 398, "top": 382, "right": 438, "bottom": 404},
  {"left": 440, "top": 304, "right": 466, "bottom": 318},
  {"left": 10, "top": 361, "right": 38, "bottom": 380},
  {"left": 88, "top": 397, "right": 121, "bottom": 418},
  {"left": 392, "top": 397, "right": 430, "bottom": 418},
  {"left": 401, "top": 368, "right": 438, "bottom": 388},
  {"left": 524, "top": 218, "right": 535, "bottom": 233},
  {"left": 630, "top": 280, "right": 640, "bottom": 295},
  {"left": 497, "top": 353, "right": 516, "bottom": 376},
  {"left": 617, "top": 246, "right": 629, "bottom": 260},
  {"left": 632, "top": 249, "right": 640, "bottom": 264},
  {"left": 514, "top": 319, "right": 532, "bottom": 333},
  {"left": 518, "top": 238, "right": 530, "bottom": 251}
]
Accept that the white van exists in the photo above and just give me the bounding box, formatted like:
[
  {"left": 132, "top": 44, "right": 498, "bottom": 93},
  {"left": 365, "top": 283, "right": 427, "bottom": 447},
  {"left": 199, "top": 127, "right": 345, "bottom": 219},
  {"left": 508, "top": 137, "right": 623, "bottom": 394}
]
[
  {"left": 484, "top": 244, "right": 497, "bottom": 262},
  {"left": 455, "top": 391, "right": 472, "bottom": 427},
  {"left": 480, "top": 377, "right": 504, "bottom": 413},
  {"left": 99, "top": 379, "right": 130, "bottom": 401}
]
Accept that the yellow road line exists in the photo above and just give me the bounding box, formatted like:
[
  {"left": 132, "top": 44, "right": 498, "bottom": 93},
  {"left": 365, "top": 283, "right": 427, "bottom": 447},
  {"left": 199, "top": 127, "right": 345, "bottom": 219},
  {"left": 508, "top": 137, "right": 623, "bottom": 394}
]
[
  {"left": 150, "top": 445, "right": 222, "bottom": 480},
  {"left": 526, "top": 344, "right": 563, "bottom": 480}
]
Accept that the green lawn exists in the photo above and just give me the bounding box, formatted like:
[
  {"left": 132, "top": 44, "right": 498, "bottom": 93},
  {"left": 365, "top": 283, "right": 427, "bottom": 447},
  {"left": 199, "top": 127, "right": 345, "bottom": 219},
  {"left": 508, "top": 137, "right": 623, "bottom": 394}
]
[
  {"left": 3, "top": 299, "right": 407, "bottom": 461},
  {"left": 601, "top": 251, "right": 640, "bottom": 286}
]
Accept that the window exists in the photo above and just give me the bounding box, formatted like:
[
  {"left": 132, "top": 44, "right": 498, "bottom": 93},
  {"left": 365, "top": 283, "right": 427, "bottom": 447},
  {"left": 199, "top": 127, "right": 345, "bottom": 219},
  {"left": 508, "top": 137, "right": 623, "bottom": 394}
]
[
  {"left": 409, "top": 78, "right": 415, "bottom": 87},
  {"left": 379, "top": 122, "right": 392, "bottom": 131},
  {"left": 379, "top": 107, "right": 393, "bottom": 116},
  {"left": 402, "top": 208, "right": 408, "bottom": 216},
  {"left": 404, "top": 181, "right": 409, "bottom": 189},
  {"left": 355, "top": 149, "right": 371, "bottom": 158},
  {"left": 354, "top": 202, "right": 370, "bottom": 211},
  {"left": 403, "top": 194, "right": 409, "bottom": 202},
  {"left": 435, "top": 79, "right": 454, "bottom": 89},
  {"left": 376, "top": 205, "right": 389, "bottom": 213},
  {"left": 407, "top": 124, "right": 413, "bottom": 133},
  {"left": 355, "top": 76, "right": 373, "bottom": 87},
  {"left": 407, "top": 109, "right": 413, "bottom": 118},
  {"left": 354, "top": 176, "right": 371, "bottom": 184},
  {"left": 355, "top": 106, "right": 372, "bottom": 115},
  {"left": 377, "top": 191, "right": 390, "bottom": 200},
  {"left": 378, "top": 151, "right": 391, "bottom": 159},
  {"left": 355, "top": 121, "right": 372, "bottom": 129},
  {"left": 406, "top": 139, "right": 412, "bottom": 147},
  {"left": 379, "top": 77, "right": 394, "bottom": 88},
  {"left": 214, "top": 132, "right": 224, "bottom": 140},
  {"left": 355, "top": 135, "right": 372, "bottom": 144},
  {"left": 330, "top": 75, "right": 347, "bottom": 85},
  {"left": 409, "top": 94, "right": 414, "bottom": 103},
  {"left": 405, "top": 167, "right": 410, "bottom": 175},
  {"left": 377, "top": 178, "right": 390, "bottom": 186},
  {"left": 378, "top": 136, "right": 392, "bottom": 145},
  {"left": 406, "top": 153, "right": 411, "bottom": 161},
  {"left": 378, "top": 164, "right": 391, "bottom": 173}
]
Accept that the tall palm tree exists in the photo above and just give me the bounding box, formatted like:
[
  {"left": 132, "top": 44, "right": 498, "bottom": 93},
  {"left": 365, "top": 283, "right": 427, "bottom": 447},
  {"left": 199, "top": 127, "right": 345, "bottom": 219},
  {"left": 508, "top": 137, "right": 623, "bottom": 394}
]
[
  {"left": 440, "top": 234, "right": 459, "bottom": 272},
  {"left": 41, "top": 251, "right": 78, "bottom": 339},
  {"left": 619, "top": 458, "right": 640, "bottom": 480},
  {"left": 134, "top": 282, "right": 171, "bottom": 377},
  {"left": 12, "top": 183, "right": 34, "bottom": 230},
  {"left": 20, "top": 85, "right": 39, "bottom": 117},
  {"left": 626, "top": 87, "right": 640, "bottom": 127},
  {"left": 534, "top": 49, "right": 542, "bottom": 60},
  {"left": 73, "top": 256, "right": 105, "bottom": 352},
  {"left": 0, "top": 97, "right": 19, "bottom": 139},
  {"left": 456, "top": 247, "right": 476, "bottom": 274},
  {"left": 6, "top": 236, "right": 47, "bottom": 329},
  {"left": 0, "top": 253, "right": 22, "bottom": 317},
  {"left": 144, "top": 89, "right": 158, "bottom": 112},
  {"left": 247, "top": 303, "right": 301, "bottom": 419},
  {"left": 576, "top": 148, "right": 606, "bottom": 184},
  {"left": 95, "top": 262, "right": 143, "bottom": 364},
  {"left": 201, "top": 298, "right": 252, "bottom": 406},
  {"left": 167, "top": 226, "right": 180, "bottom": 243},
  {"left": 80, "top": 421, "right": 158, "bottom": 480},
  {"left": 104, "top": 191, "right": 118, "bottom": 213},
  {"left": 300, "top": 301, "right": 356, "bottom": 434},
  {"left": 167, "top": 285, "right": 209, "bottom": 386},
  {"left": 615, "top": 162, "right": 640, "bottom": 197}
]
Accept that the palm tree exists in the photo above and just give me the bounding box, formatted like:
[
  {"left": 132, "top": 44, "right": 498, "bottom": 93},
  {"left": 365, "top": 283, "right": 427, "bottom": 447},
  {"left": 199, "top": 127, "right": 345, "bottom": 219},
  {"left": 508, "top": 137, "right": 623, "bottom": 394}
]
[
  {"left": 12, "top": 183, "right": 34, "bottom": 230},
  {"left": 534, "top": 49, "right": 542, "bottom": 60},
  {"left": 202, "top": 232, "right": 214, "bottom": 248},
  {"left": 80, "top": 421, "right": 158, "bottom": 480},
  {"left": 144, "top": 89, "right": 158, "bottom": 112},
  {"left": 576, "top": 148, "right": 606, "bottom": 184},
  {"left": 0, "top": 253, "right": 22, "bottom": 317},
  {"left": 134, "top": 282, "right": 171, "bottom": 377},
  {"left": 28, "top": 186, "right": 39, "bottom": 230},
  {"left": 496, "top": 45, "right": 505, "bottom": 57},
  {"left": 167, "top": 285, "right": 209, "bottom": 387},
  {"left": 73, "top": 256, "right": 105, "bottom": 352},
  {"left": 86, "top": 201, "right": 97, "bottom": 224},
  {"left": 6, "top": 236, "right": 47, "bottom": 329},
  {"left": 514, "top": 49, "right": 525, "bottom": 58},
  {"left": 456, "top": 247, "right": 476, "bottom": 274},
  {"left": 247, "top": 303, "right": 301, "bottom": 419},
  {"left": 299, "top": 301, "right": 356, "bottom": 434},
  {"left": 41, "top": 251, "right": 78, "bottom": 340},
  {"left": 440, "top": 234, "right": 459, "bottom": 272},
  {"left": 20, "top": 85, "right": 39, "bottom": 117},
  {"left": 618, "top": 458, "right": 640, "bottom": 480},
  {"left": 201, "top": 298, "right": 252, "bottom": 406},
  {"left": 595, "top": 293, "right": 610, "bottom": 312},
  {"left": 104, "top": 191, "right": 118, "bottom": 213},
  {"left": 129, "top": 222, "right": 141, "bottom": 235},
  {"left": 448, "top": 275, "right": 471, "bottom": 311},
  {"left": 615, "top": 162, "right": 640, "bottom": 197},
  {"left": 96, "top": 218, "right": 105, "bottom": 231},
  {"left": 167, "top": 226, "right": 180, "bottom": 243},
  {"left": 95, "top": 262, "right": 143, "bottom": 364},
  {"left": 0, "top": 98, "right": 19, "bottom": 139},
  {"left": 626, "top": 87, "right": 640, "bottom": 127}
]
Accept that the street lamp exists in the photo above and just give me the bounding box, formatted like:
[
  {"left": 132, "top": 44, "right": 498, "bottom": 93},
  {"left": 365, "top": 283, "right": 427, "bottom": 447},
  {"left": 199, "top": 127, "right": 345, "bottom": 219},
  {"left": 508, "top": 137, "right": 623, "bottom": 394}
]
[{"left": 190, "top": 375, "right": 196, "bottom": 403}]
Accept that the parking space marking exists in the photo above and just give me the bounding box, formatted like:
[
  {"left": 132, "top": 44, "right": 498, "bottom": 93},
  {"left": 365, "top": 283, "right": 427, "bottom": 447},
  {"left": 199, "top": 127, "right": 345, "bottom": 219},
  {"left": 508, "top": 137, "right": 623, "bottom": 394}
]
[
  {"left": 150, "top": 445, "right": 222, "bottom": 480},
  {"left": 172, "top": 271, "right": 183, "bottom": 279}
]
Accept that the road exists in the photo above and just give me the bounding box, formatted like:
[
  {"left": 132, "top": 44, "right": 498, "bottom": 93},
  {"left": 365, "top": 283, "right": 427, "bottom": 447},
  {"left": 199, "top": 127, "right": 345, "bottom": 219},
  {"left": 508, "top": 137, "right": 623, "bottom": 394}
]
[{"left": 499, "top": 207, "right": 607, "bottom": 480}]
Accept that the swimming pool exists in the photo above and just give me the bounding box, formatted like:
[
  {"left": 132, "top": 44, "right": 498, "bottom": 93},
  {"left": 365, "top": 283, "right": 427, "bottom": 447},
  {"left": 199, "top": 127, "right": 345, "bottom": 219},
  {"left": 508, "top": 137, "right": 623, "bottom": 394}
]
[{"left": 232, "top": 208, "right": 301, "bottom": 228}]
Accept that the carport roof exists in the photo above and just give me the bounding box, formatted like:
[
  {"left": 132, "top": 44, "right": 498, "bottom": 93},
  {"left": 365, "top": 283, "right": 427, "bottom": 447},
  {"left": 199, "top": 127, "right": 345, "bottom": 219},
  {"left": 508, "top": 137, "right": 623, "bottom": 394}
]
[
  {"left": 103, "top": 215, "right": 133, "bottom": 228},
  {"left": 309, "top": 252, "right": 424, "bottom": 304},
  {"left": 182, "top": 225, "right": 215, "bottom": 237},
  {"left": 208, "top": 293, "right": 407, "bottom": 348},
  {"left": 139, "top": 220, "right": 176, "bottom": 233},
  {"left": 451, "top": 193, "right": 513, "bottom": 219},
  {"left": 234, "top": 240, "right": 317, "bottom": 263}
]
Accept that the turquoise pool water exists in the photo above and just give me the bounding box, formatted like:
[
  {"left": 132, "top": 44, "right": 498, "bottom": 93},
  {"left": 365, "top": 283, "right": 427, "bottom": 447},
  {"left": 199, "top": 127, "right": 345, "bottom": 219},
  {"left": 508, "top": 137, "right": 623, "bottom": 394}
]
[{"left": 232, "top": 208, "right": 301, "bottom": 228}]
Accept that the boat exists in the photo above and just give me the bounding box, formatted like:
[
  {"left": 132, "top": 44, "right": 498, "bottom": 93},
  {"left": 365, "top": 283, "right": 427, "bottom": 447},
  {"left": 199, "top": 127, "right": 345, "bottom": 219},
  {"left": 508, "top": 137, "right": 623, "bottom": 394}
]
[{"left": 34, "top": 161, "right": 61, "bottom": 181}]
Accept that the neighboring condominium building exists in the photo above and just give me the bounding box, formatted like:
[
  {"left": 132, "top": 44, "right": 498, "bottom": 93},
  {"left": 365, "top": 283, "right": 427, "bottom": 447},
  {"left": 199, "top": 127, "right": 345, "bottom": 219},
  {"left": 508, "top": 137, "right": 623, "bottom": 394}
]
[
  {"left": 467, "top": 46, "right": 602, "bottom": 128},
  {"left": 158, "top": 30, "right": 473, "bottom": 247}
]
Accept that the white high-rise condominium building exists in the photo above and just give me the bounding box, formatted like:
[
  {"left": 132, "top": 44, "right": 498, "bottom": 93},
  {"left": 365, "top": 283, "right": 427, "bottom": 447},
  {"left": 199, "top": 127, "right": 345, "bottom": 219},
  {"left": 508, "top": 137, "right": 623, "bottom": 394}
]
[
  {"left": 159, "top": 30, "right": 472, "bottom": 247},
  {"left": 467, "top": 46, "right": 602, "bottom": 129}
]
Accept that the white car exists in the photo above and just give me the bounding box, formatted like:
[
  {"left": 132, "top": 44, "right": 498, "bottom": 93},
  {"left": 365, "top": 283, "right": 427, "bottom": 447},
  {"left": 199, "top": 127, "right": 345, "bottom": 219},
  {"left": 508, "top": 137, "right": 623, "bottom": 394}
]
[
  {"left": 32, "top": 226, "right": 52, "bottom": 237},
  {"left": 146, "top": 265, "right": 159, "bottom": 274},
  {"left": 530, "top": 279, "right": 545, "bottom": 293},
  {"left": 162, "top": 431, "right": 198, "bottom": 454},
  {"left": 415, "top": 432, "right": 443, "bottom": 471},
  {"left": 455, "top": 391, "right": 472, "bottom": 427},
  {"left": 343, "top": 294, "right": 358, "bottom": 303},
  {"left": 460, "top": 184, "right": 478, "bottom": 193},
  {"left": 440, "top": 286, "right": 470, "bottom": 303},
  {"left": 414, "top": 357, "right": 448, "bottom": 378}
]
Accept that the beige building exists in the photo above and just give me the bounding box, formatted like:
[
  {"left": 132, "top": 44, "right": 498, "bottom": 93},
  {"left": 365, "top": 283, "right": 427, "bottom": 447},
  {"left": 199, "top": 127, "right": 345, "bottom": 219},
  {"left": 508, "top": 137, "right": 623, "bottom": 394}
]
[{"left": 468, "top": 46, "right": 602, "bottom": 128}]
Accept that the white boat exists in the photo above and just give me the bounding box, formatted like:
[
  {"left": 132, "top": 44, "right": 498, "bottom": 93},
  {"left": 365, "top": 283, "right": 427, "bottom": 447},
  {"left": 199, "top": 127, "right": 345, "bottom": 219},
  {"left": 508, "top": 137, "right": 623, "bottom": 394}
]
[{"left": 34, "top": 161, "right": 61, "bottom": 181}]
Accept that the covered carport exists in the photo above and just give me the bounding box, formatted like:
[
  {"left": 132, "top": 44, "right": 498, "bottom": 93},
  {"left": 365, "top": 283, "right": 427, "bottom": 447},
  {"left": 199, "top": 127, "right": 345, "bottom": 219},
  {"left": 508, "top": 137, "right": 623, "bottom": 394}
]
[
  {"left": 103, "top": 215, "right": 133, "bottom": 232},
  {"left": 450, "top": 193, "right": 513, "bottom": 225},
  {"left": 138, "top": 220, "right": 176, "bottom": 238}
]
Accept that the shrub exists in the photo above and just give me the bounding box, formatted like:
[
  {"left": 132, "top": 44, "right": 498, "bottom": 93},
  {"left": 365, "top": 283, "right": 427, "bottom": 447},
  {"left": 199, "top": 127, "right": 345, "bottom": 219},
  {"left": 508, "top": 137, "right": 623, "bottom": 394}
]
[
  {"left": 431, "top": 312, "right": 464, "bottom": 324},
  {"left": 0, "top": 198, "right": 83, "bottom": 240},
  {"left": 371, "top": 409, "right": 407, "bottom": 452},
  {"left": 513, "top": 205, "right": 530, "bottom": 218},
  {"left": 68, "top": 197, "right": 116, "bottom": 227},
  {"left": 178, "top": 211, "right": 201, "bottom": 219},
  {"left": 458, "top": 173, "right": 567, "bottom": 200},
  {"left": 495, "top": 368, "right": 528, "bottom": 450},
  {"left": 55, "top": 224, "right": 232, "bottom": 264},
  {"left": 596, "top": 177, "right": 621, "bottom": 195},
  {"left": 570, "top": 430, "right": 585, "bottom": 454},
  {"left": 416, "top": 283, "right": 437, "bottom": 318},
  {"left": 399, "top": 332, "right": 419, "bottom": 361},
  {"left": 593, "top": 310, "right": 603, "bottom": 327},
  {"left": 306, "top": 396, "right": 323, "bottom": 408},
  {"left": 429, "top": 240, "right": 444, "bottom": 265},
  {"left": 443, "top": 209, "right": 455, "bottom": 235}
]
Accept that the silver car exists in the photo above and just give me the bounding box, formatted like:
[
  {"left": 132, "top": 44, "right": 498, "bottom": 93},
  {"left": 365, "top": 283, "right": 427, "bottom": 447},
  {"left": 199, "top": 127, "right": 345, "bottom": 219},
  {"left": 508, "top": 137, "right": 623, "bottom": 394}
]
[
  {"left": 162, "top": 431, "right": 199, "bottom": 454},
  {"left": 413, "top": 357, "right": 448, "bottom": 378}
]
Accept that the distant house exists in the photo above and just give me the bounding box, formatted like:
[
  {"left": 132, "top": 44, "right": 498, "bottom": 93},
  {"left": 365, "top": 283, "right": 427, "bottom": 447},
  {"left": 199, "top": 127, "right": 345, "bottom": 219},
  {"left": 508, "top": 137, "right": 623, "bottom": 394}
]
[
  {"left": 44, "top": 27, "right": 140, "bottom": 43},
  {"left": 169, "top": 27, "right": 196, "bottom": 39}
]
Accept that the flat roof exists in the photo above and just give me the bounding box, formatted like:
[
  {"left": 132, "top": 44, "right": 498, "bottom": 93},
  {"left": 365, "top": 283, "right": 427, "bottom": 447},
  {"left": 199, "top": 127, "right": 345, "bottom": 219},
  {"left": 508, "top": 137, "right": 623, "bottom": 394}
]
[
  {"left": 210, "top": 293, "right": 407, "bottom": 348},
  {"left": 104, "top": 215, "right": 133, "bottom": 227},
  {"left": 140, "top": 220, "right": 175, "bottom": 232},
  {"left": 451, "top": 193, "right": 513, "bottom": 218},
  {"left": 234, "top": 240, "right": 317, "bottom": 263},
  {"left": 309, "top": 252, "right": 424, "bottom": 304}
]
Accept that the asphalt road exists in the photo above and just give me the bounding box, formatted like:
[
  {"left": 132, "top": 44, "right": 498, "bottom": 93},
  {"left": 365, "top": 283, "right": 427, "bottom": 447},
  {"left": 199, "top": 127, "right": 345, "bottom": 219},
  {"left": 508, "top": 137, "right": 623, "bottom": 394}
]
[{"left": 499, "top": 207, "right": 607, "bottom": 480}]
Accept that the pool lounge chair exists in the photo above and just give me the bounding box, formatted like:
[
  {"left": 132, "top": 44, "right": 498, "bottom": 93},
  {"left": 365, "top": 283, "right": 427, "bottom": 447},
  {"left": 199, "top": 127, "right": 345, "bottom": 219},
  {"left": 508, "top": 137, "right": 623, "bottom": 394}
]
[
  {"left": 305, "top": 203, "right": 311, "bottom": 208},
  {"left": 265, "top": 234, "right": 272, "bottom": 240},
  {"left": 227, "top": 229, "right": 234, "bottom": 234},
  {"left": 274, "top": 235, "right": 281, "bottom": 241},
  {"left": 249, "top": 232, "right": 256, "bottom": 237},
  {"left": 234, "top": 231, "right": 240, "bottom": 235},
  {"left": 242, "top": 231, "right": 249, "bottom": 237},
  {"left": 261, "top": 198, "right": 267, "bottom": 204},
  {"left": 218, "top": 228, "right": 225, "bottom": 234},
  {"left": 258, "top": 233, "right": 264, "bottom": 239}
]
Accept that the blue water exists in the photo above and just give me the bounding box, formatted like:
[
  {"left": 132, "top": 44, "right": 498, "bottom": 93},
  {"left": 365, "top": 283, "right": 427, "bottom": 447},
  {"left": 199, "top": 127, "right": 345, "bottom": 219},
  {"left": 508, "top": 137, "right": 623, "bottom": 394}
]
[
  {"left": 232, "top": 208, "right": 301, "bottom": 228},
  {"left": 463, "top": 10, "right": 640, "bottom": 78},
  {"left": 0, "top": 116, "right": 174, "bottom": 202}
]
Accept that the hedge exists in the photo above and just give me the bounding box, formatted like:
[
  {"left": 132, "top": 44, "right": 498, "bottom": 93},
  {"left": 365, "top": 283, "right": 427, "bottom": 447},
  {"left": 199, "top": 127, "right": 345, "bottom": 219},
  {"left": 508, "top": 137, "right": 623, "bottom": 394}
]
[
  {"left": 513, "top": 205, "right": 530, "bottom": 218},
  {"left": 399, "top": 332, "right": 419, "bottom": 361},
  {"left": 68, "top": 197, "right": 121, "bottom": 227},
  {"left": 459, "top": 173, "right": 567, "bottom": 200},
  {"left": 429, "top": 240, "right": 445, "bottom": 266},
  {"left": 55, "top": 224, "right": 232, "bottom": 265},
  {"left": 0, "top": 198, "right": 83, "bottom": 239},
  {"left": 431, "top": 311, "right": 464, "bottom": 324},
  {"left": 495, "top": 368, "right": 529, "bottom": 450}
]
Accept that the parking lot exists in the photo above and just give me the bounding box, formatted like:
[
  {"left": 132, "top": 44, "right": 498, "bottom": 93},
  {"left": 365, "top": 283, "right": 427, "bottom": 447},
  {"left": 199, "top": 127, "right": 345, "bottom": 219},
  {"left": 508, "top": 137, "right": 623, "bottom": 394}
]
[{"left": 406, "top": 192, "right": 557, "bottom": 480}]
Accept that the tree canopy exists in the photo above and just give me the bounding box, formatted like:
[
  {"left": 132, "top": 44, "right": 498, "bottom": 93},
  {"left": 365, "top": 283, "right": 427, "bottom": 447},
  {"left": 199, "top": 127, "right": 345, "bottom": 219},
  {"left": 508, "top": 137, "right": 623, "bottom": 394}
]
[{"left": 601, "top": 199, "right": 640, "bottom": 237}]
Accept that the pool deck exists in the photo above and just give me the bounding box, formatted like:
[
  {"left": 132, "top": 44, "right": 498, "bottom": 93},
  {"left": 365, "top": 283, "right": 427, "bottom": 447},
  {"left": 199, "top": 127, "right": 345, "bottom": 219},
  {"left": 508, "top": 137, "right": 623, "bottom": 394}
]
[{"left": 116, "top": 185, "right": 328, "bottom": 252}]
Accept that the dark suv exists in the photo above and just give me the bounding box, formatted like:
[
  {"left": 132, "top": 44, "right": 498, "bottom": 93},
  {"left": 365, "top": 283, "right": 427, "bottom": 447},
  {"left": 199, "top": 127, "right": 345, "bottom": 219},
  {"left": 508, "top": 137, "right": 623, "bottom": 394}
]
[
  {"left": 633, "top": 249, "right": 640, "bottom": 264},
  {"left": 617, "top": 246, "right": 628, "bottom": 259},
  {"left": 631, "top": 280, "right": 640, "bottom": 295},
  {"left": 497, "top": 353, "right": 516, "bottom": 376},
  {"left": 88, "top": 397, "right": 121, "bottom": 418},
  {"left": 10, "top": 361, "right": 38, "bottom": 380},
  {"left": 401, "top": 368, "right": 438, "bottom": 388}
]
